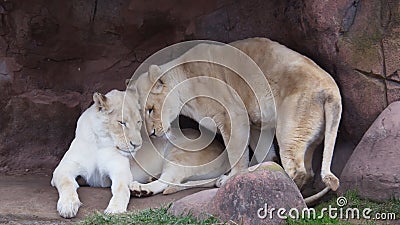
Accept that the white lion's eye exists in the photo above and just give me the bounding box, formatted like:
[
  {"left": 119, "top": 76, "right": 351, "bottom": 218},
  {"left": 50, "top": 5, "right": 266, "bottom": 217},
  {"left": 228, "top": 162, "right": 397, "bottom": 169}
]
[
  {"left": 118, "top": 120, "right": 127, "bottom": 127},
  {"left": 137, "top": 120, "right": 143, "bottom": 125}
]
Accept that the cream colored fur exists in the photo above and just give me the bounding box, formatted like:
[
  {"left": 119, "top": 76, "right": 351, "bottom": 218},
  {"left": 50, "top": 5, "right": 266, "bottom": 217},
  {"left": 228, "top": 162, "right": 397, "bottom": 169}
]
[
  {"left": 51, "top": 89, "right": 143, "bottom": 218},
  {"left": 51, "top": 88, "right": 229, "bottom": 218},
  {"left": 130, "top": 128, "right": 229, "bottom": 197},
  {"left": 135, "top": 37, "right": 342, "bottom": 203}
]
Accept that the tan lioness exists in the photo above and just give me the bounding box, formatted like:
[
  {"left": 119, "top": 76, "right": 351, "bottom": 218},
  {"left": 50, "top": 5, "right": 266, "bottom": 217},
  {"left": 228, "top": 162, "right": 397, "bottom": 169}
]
[{"left": 134, "top": 37, "right": 342, "bottom": 203}]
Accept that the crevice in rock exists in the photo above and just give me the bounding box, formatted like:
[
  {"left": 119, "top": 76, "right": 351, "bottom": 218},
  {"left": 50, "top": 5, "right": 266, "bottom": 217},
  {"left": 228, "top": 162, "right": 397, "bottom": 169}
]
[
  {"left": 91, "top": 0, "right": 98, "bottom": 23},
  {"left": 354, "top": 69, "right": 385, "bottom": 80},
  {"left": 354, "top": 69, "right": 400, "bottom": 85},
  {"left": 380, "top": 0, "right": 392, "bottom": 30},
  {"left": 387, "top": 70, "right": 400, "bottom": 82},
  {"left": 354, "top": 68, "right": 389, "bottom": 106},
  {"left": 380, "top": 39, "right": 389, "bottom": 106},
  {"left": 340, "top": 0, "right": 360, "bottom": 34},
  {"left": 43, "top": 57, "right": 82, "bottom": 63}
]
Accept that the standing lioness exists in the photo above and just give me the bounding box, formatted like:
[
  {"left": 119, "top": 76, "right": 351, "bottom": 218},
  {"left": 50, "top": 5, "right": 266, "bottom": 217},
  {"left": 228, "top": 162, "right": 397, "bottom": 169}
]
[{"left": 135, "top": 38, "right": 342, "bottom": 201}]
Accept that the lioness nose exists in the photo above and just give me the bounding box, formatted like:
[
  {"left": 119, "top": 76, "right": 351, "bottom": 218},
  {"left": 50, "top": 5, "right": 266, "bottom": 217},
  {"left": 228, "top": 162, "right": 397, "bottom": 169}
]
[
  {"left": 129, "top": 141, "right": 140, "bottom": 149},
  {"left": 150, "top": 129, "right": 156, "bottom": 137}
]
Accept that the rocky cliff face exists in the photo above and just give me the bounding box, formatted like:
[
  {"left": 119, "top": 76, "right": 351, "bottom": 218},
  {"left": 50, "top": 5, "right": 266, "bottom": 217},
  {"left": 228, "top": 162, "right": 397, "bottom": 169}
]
[{"left": 0, "top": 0, "right": 399, "bottom": 173}]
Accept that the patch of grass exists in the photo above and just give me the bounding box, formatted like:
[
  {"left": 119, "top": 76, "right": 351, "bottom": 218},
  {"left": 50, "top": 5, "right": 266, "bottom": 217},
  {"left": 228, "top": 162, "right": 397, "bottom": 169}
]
[
  {"left": 77, "top": 207, "right": 222, "bottom": 225},
  {"left": 77, "top": 191, "right": 399, "bottom": 225},
  {"left": 287, "top": 191, "right": 399, "bottom": 225}
]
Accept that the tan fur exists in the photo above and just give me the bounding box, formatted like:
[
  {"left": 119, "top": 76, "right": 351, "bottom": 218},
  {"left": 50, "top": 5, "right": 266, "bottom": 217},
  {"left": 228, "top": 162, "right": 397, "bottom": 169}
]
[
  {"left": 135, "top": 37, "right": 342, "bottom": 201},
  {"left": 130, "top": 128, "right": 230, "bottom": 197}
]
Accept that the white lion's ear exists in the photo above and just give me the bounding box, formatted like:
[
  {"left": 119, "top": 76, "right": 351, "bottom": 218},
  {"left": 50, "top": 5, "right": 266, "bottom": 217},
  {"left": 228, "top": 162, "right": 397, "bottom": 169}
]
[
  {"left": 93, "top": 92, "right": 110, "bottom": 113},
  {"left": 125, "top": 78, "right": 132, "bottom": 88}
]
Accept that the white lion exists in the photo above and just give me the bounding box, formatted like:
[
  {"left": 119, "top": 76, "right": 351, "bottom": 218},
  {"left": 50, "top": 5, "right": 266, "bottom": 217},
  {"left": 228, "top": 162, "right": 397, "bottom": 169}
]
[
  {"left": 135, "top": 37, "right": 342, "bottom": 203},
  {"left": 51, "top": 87, "right": 228, "bottom": 218}
]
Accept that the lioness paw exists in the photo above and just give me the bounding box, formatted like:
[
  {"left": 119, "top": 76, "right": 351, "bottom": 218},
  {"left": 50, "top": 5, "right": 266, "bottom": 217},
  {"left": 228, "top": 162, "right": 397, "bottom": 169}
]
[
  {"left": 163, "top": 186, "right": 179, "bottom": 195},
  {"left": 129, "top": 181, "right": 153, "bottom": 197},
  {"left": 57, "top": 196, "right": 82, "bottom": 218},
  {"left": 104, "top": 205, "right": 126, "bottom": 215},
  {"left": 322, "top": 173, "right": 340, "bottom": 191},
  {"left": 216, "top": 175, "right": 230, "bottom": 187}
]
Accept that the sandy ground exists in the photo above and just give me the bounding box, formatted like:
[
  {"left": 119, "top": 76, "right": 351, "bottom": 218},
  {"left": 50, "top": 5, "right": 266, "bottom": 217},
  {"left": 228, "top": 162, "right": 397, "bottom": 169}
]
[{"left": 0, "top": 174, "right": 206, "bottom": 224}]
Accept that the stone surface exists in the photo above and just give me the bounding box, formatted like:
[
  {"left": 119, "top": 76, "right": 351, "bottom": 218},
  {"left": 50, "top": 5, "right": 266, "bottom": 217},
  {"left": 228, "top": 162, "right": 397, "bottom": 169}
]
[
  {"left": 0, "top": 174, "right": 208, "bottom": 223},
  {"left": 339, "top": 101, "right": 400, "bottom": 201},
  {"left": 0, "top": 90, "right": 81, "bottom": 173},
  {"left": 169, "top": 162, "right": 307, "bottom": 225},
  {"left": 0, "top": 0, "right": 400, "bottom": 173},
  {"left": 210, "top": 162, "right": 306, "bottom": 225},
  {"left": 168, "top": 188, "right": 218, "bottom": 220}
]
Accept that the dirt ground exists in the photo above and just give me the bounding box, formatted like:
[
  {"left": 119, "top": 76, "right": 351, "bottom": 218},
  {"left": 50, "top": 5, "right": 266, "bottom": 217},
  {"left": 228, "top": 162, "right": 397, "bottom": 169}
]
[{"left": 0, "top": 174, "right": 206, "bottom": 224}]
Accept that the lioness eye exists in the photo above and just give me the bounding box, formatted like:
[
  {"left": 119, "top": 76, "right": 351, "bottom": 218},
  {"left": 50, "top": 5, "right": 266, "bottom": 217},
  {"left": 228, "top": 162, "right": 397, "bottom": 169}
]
[
  {"left": 118, "top": 121, "right": 126, "bottom": 126},
  {"left": 148, "top": 107, "right": 153, "bottom": 114},
  {"left": 137, "top": 120, "right": 143, "bottom": 124}
]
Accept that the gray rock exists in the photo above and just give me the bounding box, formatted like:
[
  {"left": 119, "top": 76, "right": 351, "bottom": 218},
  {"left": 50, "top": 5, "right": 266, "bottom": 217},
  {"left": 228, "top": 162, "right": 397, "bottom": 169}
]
[
  {"left": 339, "top": 101, "right": 400, "bottom": 201},
  {"left": 169, "top": 162, "right": 307, "bottom": 225},
  {"left": 168, "top": 188, "right": 218, "bottom": 220},
  {"left": 210, "top": 162, "right": 306, "bottom": 225}
]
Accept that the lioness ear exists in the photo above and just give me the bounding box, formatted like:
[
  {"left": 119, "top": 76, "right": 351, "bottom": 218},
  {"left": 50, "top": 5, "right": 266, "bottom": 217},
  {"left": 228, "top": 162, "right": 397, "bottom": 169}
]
[
  {"left": 93, "top": 92, "right": 110, "bottom": 112},
  {"left": 125, "top": 78, "right": 138, "bottom": 95},
  {"left": 148, "top": 65, "right": 165, "bottom": 94},
  {"left": 149, "top": 65, "right": 162, "bottom": 83}
]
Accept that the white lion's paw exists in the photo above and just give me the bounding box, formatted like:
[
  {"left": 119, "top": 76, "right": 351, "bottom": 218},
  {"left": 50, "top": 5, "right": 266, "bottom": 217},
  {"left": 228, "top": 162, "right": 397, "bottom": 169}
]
[
  {"left": 104, "top": 204, "right": 126, "bottom": 215},
  {"left": 129, "top": 181, "right": 153, "bottom": 197},
  {"left": 216, "top": 175, "right": 230, "bottom": 187},
  {"left": 57, "top": 195, "right": 82, "bottom": 218}
]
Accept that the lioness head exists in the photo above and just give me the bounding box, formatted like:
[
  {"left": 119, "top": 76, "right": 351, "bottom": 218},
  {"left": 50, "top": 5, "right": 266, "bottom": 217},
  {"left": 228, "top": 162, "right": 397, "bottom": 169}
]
[
  {"left": 93, "top": 87, "right": 143, "bottom": 156},
  {"left": 134, "top": 65, "right": 181, "bottom": 137}
]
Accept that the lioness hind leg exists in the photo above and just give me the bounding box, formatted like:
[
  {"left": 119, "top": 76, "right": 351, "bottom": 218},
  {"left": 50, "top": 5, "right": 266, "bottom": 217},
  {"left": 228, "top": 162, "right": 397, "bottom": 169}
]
[
  {"left": 279, "top": 146, "right": 308, "bottom": 189},
  {"left": 216, "top": 115, "right": 250, "bottom": 187},
  {"left": 276, "top": 95, "right": 325, "bottom": 190}
]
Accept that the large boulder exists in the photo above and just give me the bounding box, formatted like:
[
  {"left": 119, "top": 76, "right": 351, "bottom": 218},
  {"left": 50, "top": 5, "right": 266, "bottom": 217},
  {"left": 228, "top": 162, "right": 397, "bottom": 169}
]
[
  {"left": 339, "top": 101, "right": 400, "bottom": 201},
  {"left": 169, "top": 162, "right": 307, "bottom": 225}
]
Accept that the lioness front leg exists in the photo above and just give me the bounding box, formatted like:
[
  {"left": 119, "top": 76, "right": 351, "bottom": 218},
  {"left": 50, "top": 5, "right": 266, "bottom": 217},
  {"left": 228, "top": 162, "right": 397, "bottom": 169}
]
[
  {"left": 51, "top": 165, "right": 82, "bottom": 218},
  {"left": 216, "top": 115, "right": 250, "bottom": 187},
  {"left": 104, "top": 160, "right": 132, "bottom": 214}
]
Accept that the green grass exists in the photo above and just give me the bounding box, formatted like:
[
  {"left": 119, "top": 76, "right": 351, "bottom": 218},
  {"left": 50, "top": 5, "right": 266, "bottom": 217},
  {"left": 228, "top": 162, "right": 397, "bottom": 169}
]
[
  {"left": 76, "top": 207, "right": 222, "bottom": 225},
  {"left": 78, "top": 191, "right": 398, "bottom": 225},
  {"left": 287, "top": 191, "right": 399, "bottom": 225}
]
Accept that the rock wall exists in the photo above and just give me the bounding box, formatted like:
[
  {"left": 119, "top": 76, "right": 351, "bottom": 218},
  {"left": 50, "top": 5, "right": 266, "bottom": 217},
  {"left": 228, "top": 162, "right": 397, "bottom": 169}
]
[{"left": 0, "top": 0, "right": 399, "bottom": 173}]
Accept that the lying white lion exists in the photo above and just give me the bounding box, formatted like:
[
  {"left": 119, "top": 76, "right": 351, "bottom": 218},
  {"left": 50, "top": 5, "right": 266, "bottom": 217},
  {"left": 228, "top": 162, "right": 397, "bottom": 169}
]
[
  {"left": 51, "top": 87, "right": 228, "bottom": 218},
  {"left": 134, "top": 37, "right": 342, "bottom": 203}
]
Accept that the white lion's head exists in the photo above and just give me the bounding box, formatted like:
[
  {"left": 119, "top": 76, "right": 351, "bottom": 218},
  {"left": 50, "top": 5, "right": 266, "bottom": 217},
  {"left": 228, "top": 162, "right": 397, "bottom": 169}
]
[{"left": 92, "top": 87, "right": 143, "bottom": 156}]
